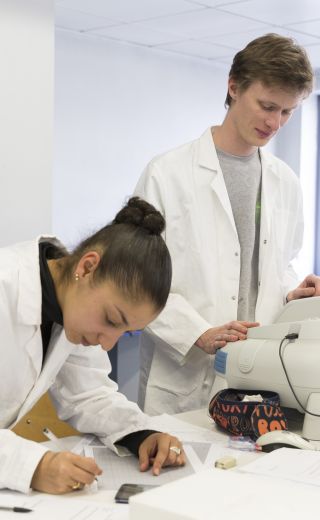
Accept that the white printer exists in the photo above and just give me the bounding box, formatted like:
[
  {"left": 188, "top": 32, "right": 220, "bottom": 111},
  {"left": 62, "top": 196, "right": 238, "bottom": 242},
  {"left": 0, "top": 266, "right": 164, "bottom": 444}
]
[{"left": 213, "top": 297, "right": 320, "bottom": 440}]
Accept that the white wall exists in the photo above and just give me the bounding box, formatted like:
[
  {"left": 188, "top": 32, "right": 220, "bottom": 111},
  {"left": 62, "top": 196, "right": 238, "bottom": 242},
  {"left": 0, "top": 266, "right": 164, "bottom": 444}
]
[
  {"left": 54, "top": 30, "right": 228, "bottom": 246},
  {"left": 54, "top": 30, "right": 319, "bottom": 400},
  {"left": 274, "top": 107, "right": 302, "bottom": 173},
  {"left": 274, "top": 75, "right": 319, "bottom": 278},
  {"left": 298, "top": 94, "right": 318, "bottom": 277},
  {"left": 0, "top": 0, "right": 54, "bottom": 246},
  {"left": 274, "top": 93, "right": 318, "bottom": 279},
  {"left": 54, "top": 30, "right": 229, "bottom": 400}
]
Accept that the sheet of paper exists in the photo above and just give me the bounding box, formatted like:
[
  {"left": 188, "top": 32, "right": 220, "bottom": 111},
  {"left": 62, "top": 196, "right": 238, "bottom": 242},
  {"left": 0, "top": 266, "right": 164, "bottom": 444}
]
[
  {"left": 128, "top": 467, "right": 320, "bottom": 520},
  {"left": 203, "top": 443, "right": 251, "bottom": 468},
  {"left": 146, "top": 415, "right": 259, "bottom": 468},
  {"left": 182, "top": 442, "right": 211, "bottom": 471},
  {"left": 146, "top": 413, "right": 225, "bottom": 443},
  {"left": 43, "top": 435, "right": 105, "bottom": 456},
  {"left": 85, "top": 444, "right": 201, "bottom": 490},
  {"left": 179, "top": 441, "right": 253, "bottom": 471},
  {"left": 0, "top": 492, "right": 124, "bottom": 520},
  {"left": 70, "top": 434, "right": 106, "bottom": 454},
  {"left": 186, "top": 441, "right": 211, "bottom": 464},
  {"left": 239, "top": 447, "right": 320, "bottom": 486}
]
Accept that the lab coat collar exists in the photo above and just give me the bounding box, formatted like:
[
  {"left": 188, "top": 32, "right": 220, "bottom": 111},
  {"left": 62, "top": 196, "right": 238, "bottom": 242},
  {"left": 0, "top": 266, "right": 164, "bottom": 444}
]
[
  {"left": 198, "top": 127, "right": 220, "bottom": 172},
  {"left": 259, "top": 148, "right": 282, "bottom": 208},
  {"left": 259, "top": 149, "right": 281, "bottom": 243},
  {"left": 16, "top": 236, "right": 64, "bottom": 326},
  {"left": 197, "top": 128, "right": 281, "bottom": 239},
  {"left": 259, "top": 147, "right": 282, "bottom": 179},
  {"left": 197, "top": 128, "right": 237, "bottom": 234},
  {"left": 198, "top": 127, "right": 282, "bottom": 182},
  {"left": 14, "top": 325, "right": 74, "bottom": 425}
]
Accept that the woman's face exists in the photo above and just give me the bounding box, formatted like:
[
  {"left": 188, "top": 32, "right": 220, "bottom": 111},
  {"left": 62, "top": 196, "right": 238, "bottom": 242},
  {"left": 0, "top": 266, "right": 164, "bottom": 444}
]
[{"left": 57, "top": 253, "right": 159, "bottom": 351}]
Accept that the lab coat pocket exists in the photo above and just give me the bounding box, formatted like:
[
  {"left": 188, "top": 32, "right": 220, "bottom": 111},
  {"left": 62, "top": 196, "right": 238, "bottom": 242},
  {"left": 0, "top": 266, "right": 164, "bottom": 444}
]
[
  {"left": 271, "top": 209, "right": 298, "bottom": 261},
  {"left": 149, "top": 346, "right": 207, "bottom": 397}
]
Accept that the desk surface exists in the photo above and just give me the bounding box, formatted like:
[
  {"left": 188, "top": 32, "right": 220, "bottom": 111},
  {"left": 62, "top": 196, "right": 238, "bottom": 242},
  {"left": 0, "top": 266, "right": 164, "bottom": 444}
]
[
  {"left": 29, "top": 407, "right": 320, "bottom": 512},
  {"left": 40, "top": 408, "right": 216, "bottom": 506},
  {"left": 175, "top": 408, "right": 211, "bottom": 429},
  {"left": 50, "top": 406, "right": 258, "bottom": 505},
  {"left": 130, "top": 409, "right": 320, "bottom": 520}
]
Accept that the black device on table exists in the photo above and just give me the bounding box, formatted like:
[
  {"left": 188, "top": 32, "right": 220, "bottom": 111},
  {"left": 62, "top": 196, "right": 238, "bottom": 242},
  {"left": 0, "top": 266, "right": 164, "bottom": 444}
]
[{"left": 115, "top": 483, "right": 157, "bottom": 504}]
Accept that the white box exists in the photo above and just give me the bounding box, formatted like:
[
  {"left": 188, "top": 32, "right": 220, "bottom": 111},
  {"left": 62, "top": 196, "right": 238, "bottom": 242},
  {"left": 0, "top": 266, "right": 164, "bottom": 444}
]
[{"left": 129, "top": 467, "right": 320, "bottom": 520}]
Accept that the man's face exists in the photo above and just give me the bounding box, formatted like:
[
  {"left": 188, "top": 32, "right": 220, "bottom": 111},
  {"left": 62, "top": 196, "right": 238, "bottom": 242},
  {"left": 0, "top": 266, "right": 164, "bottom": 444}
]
[{"left": 228, "top": 80, "right": 305, "bottom": 149}]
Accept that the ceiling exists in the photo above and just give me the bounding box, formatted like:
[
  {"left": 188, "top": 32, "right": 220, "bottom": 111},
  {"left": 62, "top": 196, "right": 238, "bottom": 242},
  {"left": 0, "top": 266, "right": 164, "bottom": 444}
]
[{"left": 55, "top": 0, "right": 320, "bottom": 71}]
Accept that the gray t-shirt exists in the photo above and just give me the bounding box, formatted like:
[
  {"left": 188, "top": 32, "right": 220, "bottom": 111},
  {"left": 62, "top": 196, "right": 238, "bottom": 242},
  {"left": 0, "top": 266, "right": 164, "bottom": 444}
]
[{"left": 216, "top": 147, "right": 262, "bottom": 321}]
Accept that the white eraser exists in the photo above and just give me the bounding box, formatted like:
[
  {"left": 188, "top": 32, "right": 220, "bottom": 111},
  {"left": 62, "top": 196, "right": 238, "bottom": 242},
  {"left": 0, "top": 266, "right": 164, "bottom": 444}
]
[{"left": 214, "top": 456, "right": 237, "bottom": 470}]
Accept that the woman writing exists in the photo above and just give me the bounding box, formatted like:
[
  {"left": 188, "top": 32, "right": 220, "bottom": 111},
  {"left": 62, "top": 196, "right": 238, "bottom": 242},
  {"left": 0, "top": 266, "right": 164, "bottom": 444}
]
[{"left": 0, "top": 197, "right": 184, "bottom": 494}]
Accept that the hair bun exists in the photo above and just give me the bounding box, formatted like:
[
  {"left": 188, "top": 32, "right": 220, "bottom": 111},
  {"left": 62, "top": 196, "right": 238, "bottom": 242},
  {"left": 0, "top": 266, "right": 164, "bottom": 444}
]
[{"left": 114, "top": 197, "right": 165, "bottom": 235}]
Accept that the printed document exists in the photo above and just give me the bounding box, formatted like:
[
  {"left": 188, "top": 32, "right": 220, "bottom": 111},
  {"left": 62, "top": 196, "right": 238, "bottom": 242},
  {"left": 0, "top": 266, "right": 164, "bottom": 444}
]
[
  {"left": 0, "top": 492, "right": 125, "bottom": 520},
  {"left": 239, "top": 447, "right": 320, "bottom": 486}
]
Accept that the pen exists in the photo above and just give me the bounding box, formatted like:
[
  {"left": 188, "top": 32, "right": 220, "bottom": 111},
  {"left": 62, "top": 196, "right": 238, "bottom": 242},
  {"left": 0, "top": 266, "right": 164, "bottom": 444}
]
[
  {"left": 43, "top": 428, "right": 99, "bottom": 484},
  {"left": 42, "top": 427, "right": 65, "bottom": 450},
  {"left": 0, "top": 506, "right": 32, "bottom": 513}
]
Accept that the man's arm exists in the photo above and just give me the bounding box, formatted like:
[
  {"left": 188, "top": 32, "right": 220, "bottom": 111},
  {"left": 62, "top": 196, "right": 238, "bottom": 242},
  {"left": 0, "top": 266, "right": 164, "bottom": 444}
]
[
  {"left": 135, "top": 162, "right": 258, "bottom": 357},
  {"left": 287, "top": 273, "right": 320, "bottom": 301},
  {"left": 284, "top": 177, "right": 315, "bottom": 303}
]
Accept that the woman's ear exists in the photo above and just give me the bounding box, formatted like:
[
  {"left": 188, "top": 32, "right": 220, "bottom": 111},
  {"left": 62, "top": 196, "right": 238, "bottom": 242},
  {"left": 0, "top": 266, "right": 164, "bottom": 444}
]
[
  {"left": 228, "top": 77, "right": 238, "bottom": 102},
  {"left": 76, "top": 251, "right": 101, "bottom": 278}
]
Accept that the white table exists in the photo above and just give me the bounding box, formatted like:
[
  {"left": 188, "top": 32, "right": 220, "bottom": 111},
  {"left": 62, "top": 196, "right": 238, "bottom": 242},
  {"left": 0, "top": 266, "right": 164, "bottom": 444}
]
[
  {"left": 40, "top": 408, "right": 215, "bottom": 505},
  {"left": 45, "top": 405, "right": 311, "bottom": 502},
  {"left": 5, "top": 407, "right": 318, "bottom": 520},
  {"left": 130, "top": 409, "right": 320, "bottom": 520}
]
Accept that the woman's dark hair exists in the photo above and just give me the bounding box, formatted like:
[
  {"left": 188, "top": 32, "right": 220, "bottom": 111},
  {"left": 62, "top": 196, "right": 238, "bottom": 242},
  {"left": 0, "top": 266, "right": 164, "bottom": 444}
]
[{"left": 58, "top": 197, "right": 171, "bottom": 311}]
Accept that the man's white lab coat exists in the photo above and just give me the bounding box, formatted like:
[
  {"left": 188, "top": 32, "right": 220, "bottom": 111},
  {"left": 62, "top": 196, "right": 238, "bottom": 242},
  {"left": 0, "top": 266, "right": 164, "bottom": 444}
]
[
  {"left": 134, "top": 128, "right": 303, "bottom": 415},
  {"left": 0, "top": 237, "right": 148, "bottom": 493}
]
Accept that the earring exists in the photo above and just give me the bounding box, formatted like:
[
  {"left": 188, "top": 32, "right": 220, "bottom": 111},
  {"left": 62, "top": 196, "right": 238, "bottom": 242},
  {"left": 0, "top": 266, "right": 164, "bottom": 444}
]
[{"left": 75, "top": 273, "right": 80, "bottom": 281}]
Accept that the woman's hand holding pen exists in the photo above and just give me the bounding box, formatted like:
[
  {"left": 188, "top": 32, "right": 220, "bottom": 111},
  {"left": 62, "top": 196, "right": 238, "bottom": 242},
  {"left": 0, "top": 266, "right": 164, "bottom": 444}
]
[
  {"left": 138, "top": 433, "right": 185, "bottom": 476},
  {"left": 31, "top": 451, "right": 102, "bottom": 494}
]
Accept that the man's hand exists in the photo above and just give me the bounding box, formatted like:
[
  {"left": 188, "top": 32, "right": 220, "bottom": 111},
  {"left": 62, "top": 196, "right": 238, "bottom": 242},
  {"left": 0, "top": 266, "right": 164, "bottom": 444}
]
[
  {"left": 31, "top": 451, "right": 102, "bottom": 494},
  {"left": 287, "top": 274, "right": 320, "bottom": 302},
  {"left": 195, "top": 321, "right": 259, "bottom": 354},
  {"left": 139, "top": 433, "right": 185, "bottom": 476}
]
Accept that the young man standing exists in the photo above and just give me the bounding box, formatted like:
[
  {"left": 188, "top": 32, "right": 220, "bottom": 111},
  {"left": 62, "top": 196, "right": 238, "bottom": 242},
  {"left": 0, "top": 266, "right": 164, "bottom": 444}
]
[{"left": 134, "top": 34, "right": 319, "bottom": 415}]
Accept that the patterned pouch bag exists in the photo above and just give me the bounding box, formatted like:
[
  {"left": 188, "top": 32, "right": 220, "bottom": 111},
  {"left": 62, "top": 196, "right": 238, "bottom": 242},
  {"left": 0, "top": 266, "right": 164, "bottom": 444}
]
[{"left": 209, "top": 388, "right": 288, "bottom": 439}]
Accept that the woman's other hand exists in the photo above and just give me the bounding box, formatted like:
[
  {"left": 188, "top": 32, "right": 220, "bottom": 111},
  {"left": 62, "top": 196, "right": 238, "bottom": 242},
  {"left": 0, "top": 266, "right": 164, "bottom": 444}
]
[{"left": 138, "top": 433, "right": 185, "bottom": 476}]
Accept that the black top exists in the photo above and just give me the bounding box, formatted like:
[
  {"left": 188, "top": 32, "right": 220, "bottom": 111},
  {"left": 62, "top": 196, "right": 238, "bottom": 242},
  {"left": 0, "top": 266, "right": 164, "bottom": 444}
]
[
  {"left": 39, "top": 242, "right": 64, "bottom": 359},
  {"left": 39, "top": 242, "right": 157, "bottom": 456}
]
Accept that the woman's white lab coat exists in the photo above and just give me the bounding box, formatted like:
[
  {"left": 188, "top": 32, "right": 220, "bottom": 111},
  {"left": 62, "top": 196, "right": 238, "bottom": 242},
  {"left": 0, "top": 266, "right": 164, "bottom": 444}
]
[
  {"left": 135, "top": 128, "right": 304, "bottom": 415},
  {"left": 0, "top": 237, "right": 148, "bottom": 493}
]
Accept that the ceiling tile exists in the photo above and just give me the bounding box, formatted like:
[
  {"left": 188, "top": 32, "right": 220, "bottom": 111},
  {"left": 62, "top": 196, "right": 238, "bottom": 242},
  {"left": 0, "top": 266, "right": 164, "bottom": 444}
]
[
  {"left": 55, "top": 0, "right": 201, "bottom": 23},
  {"left": 141, "top": 8, "right": 268, "bottom": 38},
  {"left": 277, "top": 27, "right": 320, "bottom": 45},
  {"left": 287, "top": 18, "right": 320, "bottom": 39},
  {"left": 55, "top": 5, "right": 118, "bottom": 31},
  {"left": 90, "top": 23, "right": 185, "bottom": 46},
  {"left": 303, "top": 44, "right": 320, "bottom": 69},
  {"left": 54, "top": 0, "right": 320, "bottom": 70},
  {"left": 182, "top": 0, "right": 235, "bottom": 6},
  {"left": 158, "top": 39, "right": 234, "bottom": 60},
  {"left": 214, "top": 55, "right": 234, "bottom": 68},
  {"left": 218, "top": 0, "right": 320, "bottom": 26},
  {"left": 203, "top": 26, "right": 320, "bottom": 50}
]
